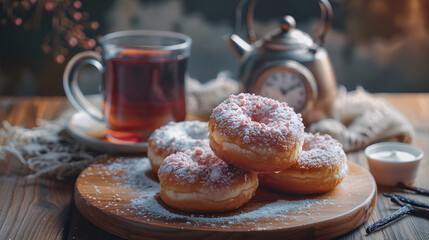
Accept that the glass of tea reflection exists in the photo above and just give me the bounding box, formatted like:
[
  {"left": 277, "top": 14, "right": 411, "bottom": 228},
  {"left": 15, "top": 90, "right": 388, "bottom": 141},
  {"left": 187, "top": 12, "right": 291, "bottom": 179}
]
[{"left": 63, "top": 30, "right": 192, "bottom": 143}]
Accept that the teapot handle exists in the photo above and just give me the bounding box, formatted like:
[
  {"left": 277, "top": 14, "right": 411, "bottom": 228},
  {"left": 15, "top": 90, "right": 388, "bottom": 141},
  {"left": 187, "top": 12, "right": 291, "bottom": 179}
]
[
  {"left": 314, "top": 0, "right": 333, "bottom": 47},
  {"left": 237, "top": 0, "right": 333, "bottom": 45},
  {"left": 235, "top": 0, "right": 257, "bottom": 43}
]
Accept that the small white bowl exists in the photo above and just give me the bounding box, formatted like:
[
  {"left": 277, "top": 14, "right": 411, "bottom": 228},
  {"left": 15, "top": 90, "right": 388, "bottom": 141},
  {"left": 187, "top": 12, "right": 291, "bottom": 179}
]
[{"left": 364, "top": 142, "right": 424, "bottom": 187}]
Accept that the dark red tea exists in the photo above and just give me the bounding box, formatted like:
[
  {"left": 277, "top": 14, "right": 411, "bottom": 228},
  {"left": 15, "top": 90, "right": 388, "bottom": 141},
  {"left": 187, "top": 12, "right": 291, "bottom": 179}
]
[{"left": 103, "top": 54, "right": 187, "bottom": 143}]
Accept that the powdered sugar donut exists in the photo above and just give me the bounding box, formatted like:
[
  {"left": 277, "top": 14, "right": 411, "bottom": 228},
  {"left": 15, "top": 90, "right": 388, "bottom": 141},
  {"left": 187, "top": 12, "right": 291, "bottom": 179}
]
[
  {"left": 158, "top": 146, "right": 258, "bottom": 213},
  {"left": 209, "top": 93, "right": 305, "bottom": 172},
  {"left": 148, "top": 121, "right": 209, "bottom": 173},
  {"left": 259, "top": 133, "right": 348, "bottom": 194}
]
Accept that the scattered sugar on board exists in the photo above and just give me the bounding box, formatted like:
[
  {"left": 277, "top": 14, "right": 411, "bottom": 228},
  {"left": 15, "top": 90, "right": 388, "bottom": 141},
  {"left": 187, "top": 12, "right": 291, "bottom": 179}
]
[{"left": 100, "top": 157, "right": 331, "bottom": 228}]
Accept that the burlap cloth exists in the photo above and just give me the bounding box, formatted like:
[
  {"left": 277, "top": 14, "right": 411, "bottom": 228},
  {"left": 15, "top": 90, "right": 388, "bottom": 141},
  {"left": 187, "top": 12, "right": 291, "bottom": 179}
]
[{"left": 0, "top": 73, "right": 414, "bottom": 179}]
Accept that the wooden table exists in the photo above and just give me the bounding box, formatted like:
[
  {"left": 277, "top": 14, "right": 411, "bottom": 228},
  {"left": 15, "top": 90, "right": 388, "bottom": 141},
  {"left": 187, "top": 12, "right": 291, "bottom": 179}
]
[{"left": 0, "top": 94, "right": 428, "bottom": 239}]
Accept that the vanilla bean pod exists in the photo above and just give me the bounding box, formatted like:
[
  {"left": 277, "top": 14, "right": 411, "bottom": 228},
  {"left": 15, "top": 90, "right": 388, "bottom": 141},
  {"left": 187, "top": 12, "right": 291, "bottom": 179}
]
[
  {"left": 383, "top": 193, "right": 429, "bottom": 209},
  {"left": 366, "top": 204, "right": 414, "bottom": 235},
  {"left": 390, "top": 196, "right": 429, "bottom": 213},
  {"left": 397, "top": 183, "right": 429, "bottom": 196}
]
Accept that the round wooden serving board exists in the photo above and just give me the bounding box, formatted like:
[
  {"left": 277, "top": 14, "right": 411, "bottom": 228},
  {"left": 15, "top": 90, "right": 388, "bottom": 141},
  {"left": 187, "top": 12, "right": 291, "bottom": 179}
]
[{"left": 75, "top": 158, "right": 376, "bottom": 240}]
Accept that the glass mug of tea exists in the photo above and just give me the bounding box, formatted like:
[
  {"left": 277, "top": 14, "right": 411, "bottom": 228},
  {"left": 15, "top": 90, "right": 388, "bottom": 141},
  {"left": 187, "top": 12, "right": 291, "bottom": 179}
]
[{"left": 63, "top": 30, "right": 192, "bottom": 143}]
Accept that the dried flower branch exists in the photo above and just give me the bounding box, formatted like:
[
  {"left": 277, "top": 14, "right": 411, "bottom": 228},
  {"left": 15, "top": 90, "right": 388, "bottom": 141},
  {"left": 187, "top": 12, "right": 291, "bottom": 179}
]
[{"left": 0, "top": 0, "right": 99, "bottom": 63}]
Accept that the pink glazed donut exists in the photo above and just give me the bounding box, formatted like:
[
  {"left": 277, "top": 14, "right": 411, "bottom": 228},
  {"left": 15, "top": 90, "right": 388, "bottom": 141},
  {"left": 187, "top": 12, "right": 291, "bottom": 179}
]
[
  {"left": 208, "top": 93, "right": 305, "bottom": 172},
  {"left": 158, "top": 146, "right": 258, "bottom": 212},
  {"left": 148, "top": 121, "right": 209, "bottom": 173},
  {"left": 259, "top": 133, "right": 348, "bottom": 194}
]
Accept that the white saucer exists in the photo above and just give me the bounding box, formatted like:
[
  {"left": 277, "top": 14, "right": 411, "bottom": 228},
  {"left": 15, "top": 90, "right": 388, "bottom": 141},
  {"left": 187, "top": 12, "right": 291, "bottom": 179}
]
[{"left": 67, "top": 111, "right": 148, "bottom": 154}]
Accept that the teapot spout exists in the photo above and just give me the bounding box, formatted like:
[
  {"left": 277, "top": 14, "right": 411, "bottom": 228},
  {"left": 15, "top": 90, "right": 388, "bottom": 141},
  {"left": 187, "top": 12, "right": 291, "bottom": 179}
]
[{"left": 224, "top": 34, "right": 251, "bottom": 59}]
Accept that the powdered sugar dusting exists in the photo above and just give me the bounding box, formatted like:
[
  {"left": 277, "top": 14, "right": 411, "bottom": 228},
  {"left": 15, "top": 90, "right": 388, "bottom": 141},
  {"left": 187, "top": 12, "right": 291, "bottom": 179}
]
[
  {"left": 98, "top": 157, "right": 332, "bottom": 229},
  {"left": 210, "top": 93, "right": 304, "bottom": 150},
  {"left": 148, "top": 121, "right": 209, "bottom": 157},
  {"left": 297, "top": 133, "right": 347, "bottom": 169},
  {"left": 158, "top": 146, "right": 250, "bottom": 186}
]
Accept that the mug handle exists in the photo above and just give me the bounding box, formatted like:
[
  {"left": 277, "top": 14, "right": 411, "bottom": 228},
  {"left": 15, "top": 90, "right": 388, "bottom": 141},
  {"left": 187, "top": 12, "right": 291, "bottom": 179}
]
[{"left": 63, "top": 51, "right": 105, "bottom": 122}]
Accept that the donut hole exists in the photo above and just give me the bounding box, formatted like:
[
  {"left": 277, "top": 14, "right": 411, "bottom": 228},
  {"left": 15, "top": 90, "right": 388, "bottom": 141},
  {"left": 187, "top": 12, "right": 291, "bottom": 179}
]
[
  {"left": 247, "top": 108, "right": 273, "bottom": 125},
  {"left": 249, "top": 114, "right": 271, "bottom": 125},
  {"left": 186, "top": 130, "right": 209, "bottom": 140}
]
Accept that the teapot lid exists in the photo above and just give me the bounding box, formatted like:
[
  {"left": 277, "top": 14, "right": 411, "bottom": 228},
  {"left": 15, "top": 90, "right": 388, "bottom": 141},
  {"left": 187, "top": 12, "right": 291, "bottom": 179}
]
[{"left": 263, "top": 15, "right": 314, "bottom": 50}]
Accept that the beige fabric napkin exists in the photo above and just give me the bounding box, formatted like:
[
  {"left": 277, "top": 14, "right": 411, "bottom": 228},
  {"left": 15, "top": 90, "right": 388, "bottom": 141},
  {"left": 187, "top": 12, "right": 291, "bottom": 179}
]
[
  {"left": 308, "top": 87, "right": 414, "bottom": 152},
  {"left": 186, "top": 72, "right": 239, "bottom": 117},
  {"left": 0, "top": 105, "right": 105, "bottom": 180}
]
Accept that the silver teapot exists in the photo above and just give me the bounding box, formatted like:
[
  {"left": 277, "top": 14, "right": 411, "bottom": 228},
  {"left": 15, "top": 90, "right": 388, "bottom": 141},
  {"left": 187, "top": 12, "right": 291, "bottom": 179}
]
[{"left": 225, "top": 0, "right": 337, "bottom": 125}]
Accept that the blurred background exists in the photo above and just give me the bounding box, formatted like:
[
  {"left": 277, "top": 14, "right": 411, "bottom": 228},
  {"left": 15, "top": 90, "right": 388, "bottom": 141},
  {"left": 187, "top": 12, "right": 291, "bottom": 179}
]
[{"left": 0, "top": 0, "right": 428, "bottom": 96}]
